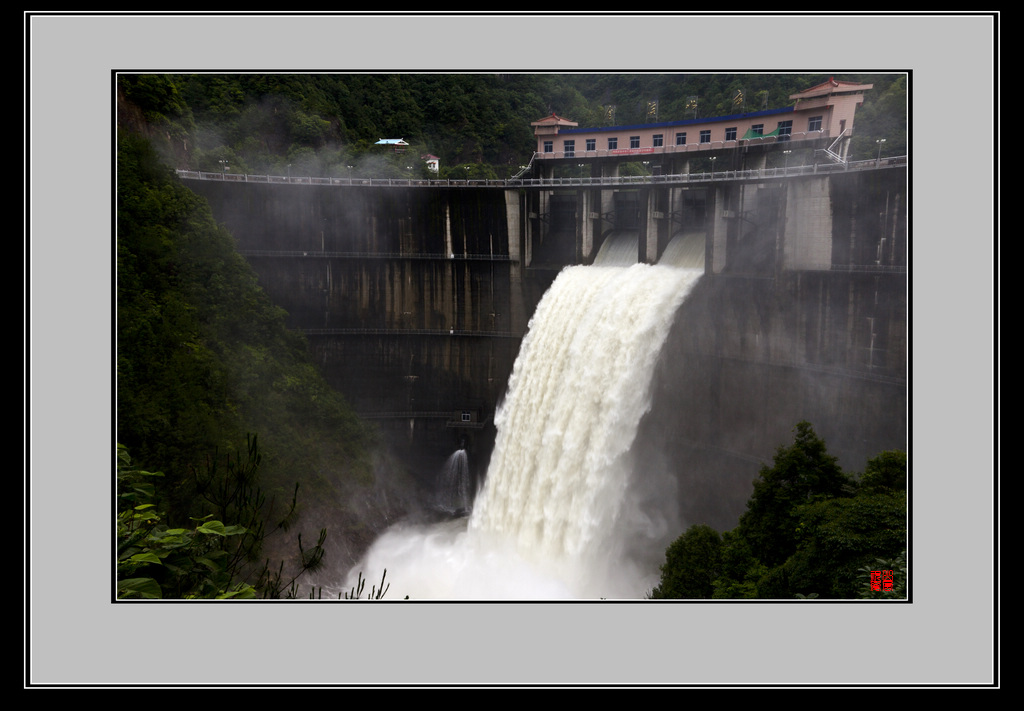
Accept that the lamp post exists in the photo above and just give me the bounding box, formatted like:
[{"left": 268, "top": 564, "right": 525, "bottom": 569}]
[
  {"left": 709, "top": 156, "right": 717, "bottom": 179},
  {"left": 876, "top": 138, "right": 886, "bottom": 166},
  {"left": 219, "top": 159, "right": 229, "bottom": 174},
  {"left": 783, "top": 149, "right": 792, "bottom": 172}
]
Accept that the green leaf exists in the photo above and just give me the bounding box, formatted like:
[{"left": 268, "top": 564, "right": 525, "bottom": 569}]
[
  {"left": 117, "top": 577, "right": 163, "bottom": 599},
  {"left": 129, "top": 552, "right": 163, "bottom": 565},
  {"left": 132, "top": 482, "right": 157, "bottom": 498},
  {"left": 217, "top": 584, "right": 257, "bottom": 600},
  {"left": 195, "top": 556, "right": 223, "bottom": 572},
  {"left": 196, "top": 520, "right": 248, "bottom": 537},
  {"left": 196, "top": 520, "right": 228, "bottom": 535}
]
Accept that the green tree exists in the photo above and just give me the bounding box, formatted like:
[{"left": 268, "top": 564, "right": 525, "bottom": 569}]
[
  {"left": 859, "top": 450, "right": 908, "bottom": 494},
  {"left": 117, "top": 442, "right": 261, "bottom": 599},
  {"left": 117, "top": 440, "right": 388, "bottom": 600},
  {"left": 711, "top": 529, "right": 766, "bottom": 599},
  {"left": 848, "top": 74, "right": 907, "bottom": 160},
  {"left": 442, "top": 162, "right": 498, "bottom": 181},
  {"left": 118, "top": 437, "right": 334, "bottom": 600},
  {"left": 737, "top": 421, "right": 854, "bottom": 568},
  {"left": 783, "top": 449, "right": 908, "bottom": 598},
  {"left": 117, "top": 74, "right": 195, "bottom": 152},
  {"left": 117, "top": 130, "right": 381, "bottom": 569},
  {"left": 786, "top": 488, "right": 907, "bottom": 598},
  {"left": 649, "top": 524, "right": 723, "bottom": 599}
]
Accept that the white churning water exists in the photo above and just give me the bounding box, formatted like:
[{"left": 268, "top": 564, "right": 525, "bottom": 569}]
[{"left": 345, "top": 235, "right": 704, "bottom": 599}]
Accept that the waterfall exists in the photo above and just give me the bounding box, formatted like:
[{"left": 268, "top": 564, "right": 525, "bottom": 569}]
[
  {"left": 659, "top": 231, "right": 706, "bottom": 270},
  {"left": 593, "top": 230, "right": 639, "bottom": 266},
  {"left": 343, "top": 255, "right": 703, "bottom": 599},
  {"left": 436, "top": 448, "right": 473, "bottom": 516}
]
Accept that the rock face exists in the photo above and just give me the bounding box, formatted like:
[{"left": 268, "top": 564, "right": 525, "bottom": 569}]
[{"left": 191, "top": 168, "right": 907, "bottom": 532}]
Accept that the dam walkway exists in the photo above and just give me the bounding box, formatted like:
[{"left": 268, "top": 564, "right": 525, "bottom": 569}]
[{"left": 175, "top": 155, "right": 906, "bottom": 190}]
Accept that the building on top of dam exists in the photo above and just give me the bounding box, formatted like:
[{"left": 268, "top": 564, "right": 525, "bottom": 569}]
[{"left": 531, "top": 77, "right": 873, "bottom": 168}]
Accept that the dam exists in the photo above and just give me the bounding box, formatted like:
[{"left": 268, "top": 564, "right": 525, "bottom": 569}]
[{"left": 184, "top": 158, "right": 908, "bottom": 541}]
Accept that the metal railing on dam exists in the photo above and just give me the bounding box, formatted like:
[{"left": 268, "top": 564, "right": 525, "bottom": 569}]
[
  {"left": 301, "top": 328, "right": 524, "bottom": 339},
  {"left": 239, "top": 249, "right": 512, "bottom": 261},
  {"left": 174, "top": 155, "right": 906, "bottom": 190}
]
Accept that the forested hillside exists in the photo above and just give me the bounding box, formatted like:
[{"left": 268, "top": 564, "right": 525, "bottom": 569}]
[
  {"left": 118, "top": 72, "right": 906, "bottom": 180},
  {"left": 116, "top": 131, "right": 415, "bottom": 598}
]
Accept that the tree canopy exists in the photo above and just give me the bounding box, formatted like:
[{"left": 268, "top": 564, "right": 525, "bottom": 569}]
[
  {"left": 738, "top": 420, "right": 854, "bottom": 568},
  {"left": 118, "top": 73, "right": 907, "bottom": 179},
  {"left": 116, "top": 130, "right": 400, "bottom": 595},
  {"left": 650, "top": 422, "right": 907, "bottom": 599}
]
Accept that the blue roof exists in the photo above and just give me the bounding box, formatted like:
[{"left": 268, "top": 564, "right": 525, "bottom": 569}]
[{"left": 558, "top": 106, "right": 794, "bottom": 135}]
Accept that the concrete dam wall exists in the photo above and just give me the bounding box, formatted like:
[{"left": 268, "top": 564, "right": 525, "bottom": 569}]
[
  {"left": 193, "top": 181, "right": 555, "bottom": 494},
  {"left": 190, "top": 167, "right": 907, "bottom": 532}
]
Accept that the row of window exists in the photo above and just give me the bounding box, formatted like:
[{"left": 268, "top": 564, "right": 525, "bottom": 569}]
[{"left": 543, "top": 117, "right": 818, "bottom": 155}]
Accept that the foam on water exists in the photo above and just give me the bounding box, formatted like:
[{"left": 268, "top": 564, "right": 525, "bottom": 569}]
[{"left": 344, "top": 258, "right": 703, "bottom": 599}]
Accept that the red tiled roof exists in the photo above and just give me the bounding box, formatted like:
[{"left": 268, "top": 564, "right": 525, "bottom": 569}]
[
  {"left": 791, "top": 77, "right": 873, "bottom": 99},
  {"left": 531, "top": 112, "right": 578, "bottom": 127}
]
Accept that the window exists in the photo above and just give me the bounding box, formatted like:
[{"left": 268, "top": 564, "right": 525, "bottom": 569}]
[
  {"left": 700, "top": 130, "right": 711, "bottom": 144},
  {"left": 608, "top": 137, "right": 618, "bottom": 150},
  {"left": 777, "top": 120, "right": 792, "bottom": 142},
  {"left": 630, "top": 135, "right": 640, "bottom": 149},
  {"left": 543, "top": 140, "right": 553, "bottom": 153},
  {"left": 586, "top": 138, "right": 596, "bottom": 151},
  {"left": 725, "top": 127, "right": 737, "bottom": 141},
  {"left": 750, "top": 124, "right": 764, "bottom": 136},
  {"left": 563, "top": 140, "right": 575, "bottom": 157},
  {"left": 675, "top": 132, "right": 686, "bottom": 145},
  {"left": 808, "top": 115, "right": 822, "bottom": 132},
  {"left": 653, "top": 134, "right": 664, "bottom": 147}
]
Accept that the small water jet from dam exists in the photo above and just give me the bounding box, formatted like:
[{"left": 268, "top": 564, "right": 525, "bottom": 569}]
[
  {"left": 343, "top": 243, "right": 704, "bottom": 599},
  {"left": 435, "top": 448, "right": 474, "bottom": 517}
]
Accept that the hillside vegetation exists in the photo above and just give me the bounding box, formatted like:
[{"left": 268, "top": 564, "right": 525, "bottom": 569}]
[
  {"left": 119, "top": 73, "right": 906, "bottom": 180},
  {"left": 117, "top": 130, "right": 413, "bottom": 597}
]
